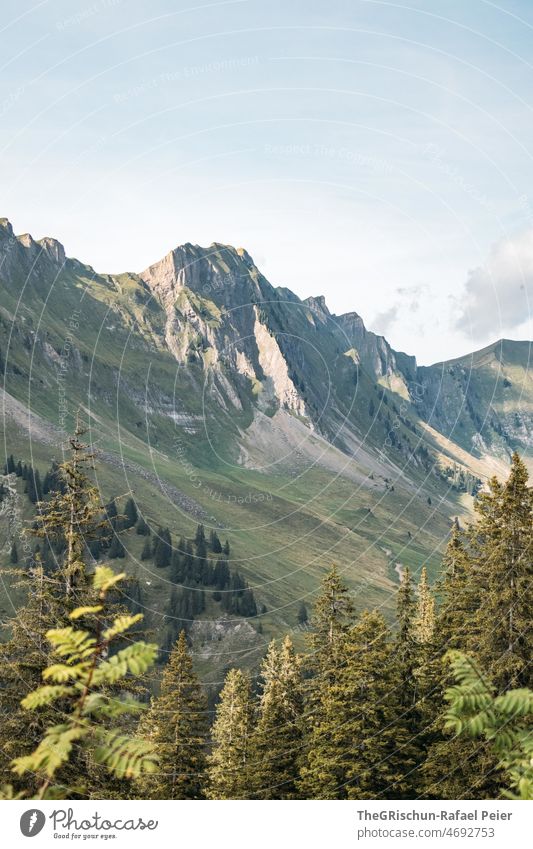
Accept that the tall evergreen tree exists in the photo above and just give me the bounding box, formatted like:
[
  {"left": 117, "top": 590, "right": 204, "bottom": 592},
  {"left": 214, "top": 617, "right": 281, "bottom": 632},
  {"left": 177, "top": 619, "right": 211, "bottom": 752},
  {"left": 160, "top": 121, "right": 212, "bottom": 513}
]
[
  {"left": 206, "top": 669, "right": 255, "bottom": 799},
  {"left": 421, "top": 526, "right": 504, "bottom": 800},
  {"left": 137, "top": 631, "right": 208, "bottom": 799},
  {"left": 154, "top": 527, "right": 172, "bottom": 568},
  {"left": 140, "top": 537, "right": 152, "bottom": 561},
  {"left": 135, "top": 516, "right": 150, "bottom": 536},
  {"left": 250, "top": 637, "right": 303, "bottom": 799},
  {"left": 309, "top": 565, "right": 354, "bottom": 678},
  {"left": 30, "top": 420, "right": 105, "bottom": 596},
  {"left": 471, "top": 454, "right": 532, "bottom": 690},
  {"left": 344, "top": 611, "right": 413, "bottom": 799},
  {"left": 297, "top": 601, "right": 308, "bottom": 626},
  {"left": 124, "top": 497, "right": 138, "bottom": 528},
  {"left": 299, "top": 566, "right": 354, "bottom": 798},
  {"left": 108, "top": 534, "right": 125, "bottom": 559},
  {"left": 300, "top": 610, "right": 408, "bottom": 799}
]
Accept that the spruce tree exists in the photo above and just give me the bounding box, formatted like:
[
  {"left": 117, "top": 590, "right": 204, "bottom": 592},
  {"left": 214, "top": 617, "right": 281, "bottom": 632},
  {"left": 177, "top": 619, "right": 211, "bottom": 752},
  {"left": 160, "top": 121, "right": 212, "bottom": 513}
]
[
  {"left": 9, "top": 541, "right": 18, "bottom": 564},
  {"left": 421, "top": 528, "right": 503, "bottom": 800},
  {"left": 140, "top": 537, "right": 152, "bottom": 561},
  {"left": 299, "top": 566, "right": 354, "bottom": 798},
  {"left": 309, "top": 565, "right": 354, "bottom": 678},
  {"left": 137, "top": 631, "right": 208, "bottom": 799},
  {"left": 471, "top": 454, "right": 532, "bottom": 690},
  {"left": 206, "top": 669, "right": 255, "bottom": 799},
  {"left": 195, "top": 524, "right": 205, "bottom": 546},
  {"left": 154, "top": 528, "right": 172, "bottom": 568},
  {"left": 250, "top": 636, "right": 303, "bottom": 799},
  {"left": 108, "top": 535, "right": 125, "bottom": 559},
  {"left": 344, "top": 611, "right": 412, "bottom": 799},
  {"left": 31, "top": 421, "right": 106, "bottom": 596},
  {"left": 300, "top": 610, "right": 407, "bottom": 799},
  {"left": 124, "top": 497, "right": 138, "bottom": 528},
  {"left": 135, "top": 516, "right": 150, "bottom": 536},
  {"left": 297, "top": 601, "right": 308, "bottom": 626}
]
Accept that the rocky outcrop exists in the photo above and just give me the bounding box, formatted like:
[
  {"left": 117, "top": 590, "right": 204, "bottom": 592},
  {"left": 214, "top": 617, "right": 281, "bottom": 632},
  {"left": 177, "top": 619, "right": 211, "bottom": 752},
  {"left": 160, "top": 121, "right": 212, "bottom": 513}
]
[{"left": 0, "top": 218, "right": 66, "bottom": 286}]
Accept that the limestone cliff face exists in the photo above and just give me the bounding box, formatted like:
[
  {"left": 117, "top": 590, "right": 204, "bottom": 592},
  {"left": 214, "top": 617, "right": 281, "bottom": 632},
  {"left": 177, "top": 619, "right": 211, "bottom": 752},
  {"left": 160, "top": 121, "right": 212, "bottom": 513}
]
[
  {"left": 139, "top": 241, "right": 308, "bottom": 416},
  {"left": 252, "top": 306, "right": 307, "bottom": 415},
  {"left": 337, "top": 311, "right": 415, "bottom": 396}
]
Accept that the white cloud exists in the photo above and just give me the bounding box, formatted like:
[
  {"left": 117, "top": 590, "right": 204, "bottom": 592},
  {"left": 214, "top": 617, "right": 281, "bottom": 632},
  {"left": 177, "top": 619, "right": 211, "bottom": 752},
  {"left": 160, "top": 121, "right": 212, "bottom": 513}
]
[{"left": 456, "top": 230, "right": 533, "bottom": 339}]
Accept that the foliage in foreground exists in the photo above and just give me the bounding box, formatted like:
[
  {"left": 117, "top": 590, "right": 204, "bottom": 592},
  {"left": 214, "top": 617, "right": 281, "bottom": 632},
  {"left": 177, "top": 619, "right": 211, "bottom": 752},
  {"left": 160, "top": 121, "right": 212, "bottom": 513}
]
[
  {"left": 0, "top": 567, "right": 158, "bottom": 800},
  {"left": 444, "top": 651, "right": 533, "bottom": 800}
]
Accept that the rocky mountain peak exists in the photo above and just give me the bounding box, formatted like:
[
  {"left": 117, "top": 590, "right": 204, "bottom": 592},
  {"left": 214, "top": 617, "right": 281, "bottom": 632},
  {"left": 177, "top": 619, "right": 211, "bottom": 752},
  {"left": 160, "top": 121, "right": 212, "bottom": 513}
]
[
  {"left": 0, "top": 217, "right": 14, "bottom": 238},
  {"left": 304, "top": 295, "right": 331, "bottom": 321},
  {"left": 37, "top": 236, "right": 66, "bottom": 265}
]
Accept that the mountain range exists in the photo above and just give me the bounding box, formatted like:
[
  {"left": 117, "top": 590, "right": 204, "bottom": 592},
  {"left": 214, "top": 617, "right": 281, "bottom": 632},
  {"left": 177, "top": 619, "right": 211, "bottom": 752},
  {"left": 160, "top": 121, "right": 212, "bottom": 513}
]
[{"left": 1, "top": 216, "right": 531, "bottom": 669}]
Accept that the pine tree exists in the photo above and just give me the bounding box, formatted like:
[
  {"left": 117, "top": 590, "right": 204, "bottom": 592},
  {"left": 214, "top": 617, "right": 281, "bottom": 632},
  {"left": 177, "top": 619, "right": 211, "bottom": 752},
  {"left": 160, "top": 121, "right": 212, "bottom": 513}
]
[
  {"left": 309, "top": 565, "right": 354, "bottom": 678},
  {"left": 31, "top": 420, "right": 106, "bottom": 596},
  {"left": 471, "top": 454, "right": 532, "bottom": 690},
  {"left": 154, "top": 528, "right": 172, "bottom": 568},
  {"left": 415, "top": 566, "right": 435, "bottom": 645},
  {"left": 297, "top": 601, "right": 308, "bottom": 626},
  {"left": 105, "top": 498, "right": 118, "bottom": 521},
  {"left": 213, "top": 558, "right": 229, "bottom": 590},
  {"left": 108, "top": 535, "right": 125, "bottom": 559},
  {"left": 137, "top": 631, "right": 208, "bottom": 799},
  {"left": 421, "top": 528, "right": 503, "bottom": 800},
  {"left": 140, "top": 537, "right": 152, "bottom": 561},
  {"left": 298, "top": 566, "right": 354, "bottom": 798},
  {"left": 209, "top": 530, "right": 222, "bottom": 553},
  {"left": 206, "top": 669, "right": 255, "bottom": 799},
  {"left": 344, "top": 611, "right": 412, "bottom": 799},
  {"left": 123, "top": 497, "right": 138, "bottom": 528},
  {"left": 250, "top": 636, "right": 303, "bottom": 799},
  {"left": 195, "top": 524, "right": 205, "bottom": 546},
  {"left": 300, "top": 610, "right": 406, "bottom": 799},
  {"left": 135, "top": 516, "right": 150, "bottom": 536},
  {"left": 395, "top": 567, "right": 418, "bottom": 705}
]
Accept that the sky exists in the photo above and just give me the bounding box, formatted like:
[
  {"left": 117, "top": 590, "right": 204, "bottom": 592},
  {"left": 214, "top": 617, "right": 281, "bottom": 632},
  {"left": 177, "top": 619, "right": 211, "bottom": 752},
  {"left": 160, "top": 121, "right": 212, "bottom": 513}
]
[{"left": 1, "top": 0, "right": 533, "bottom": 364}]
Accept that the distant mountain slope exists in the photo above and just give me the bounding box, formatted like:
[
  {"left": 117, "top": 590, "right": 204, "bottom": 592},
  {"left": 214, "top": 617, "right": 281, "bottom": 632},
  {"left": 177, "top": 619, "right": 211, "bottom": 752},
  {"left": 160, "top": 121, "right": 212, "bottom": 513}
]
[
  {"left": 0, "top": 216, "right": 529, "bottom": 639},
  {"left": 411, "top": 339, "right": 533, "bottom": 463}
]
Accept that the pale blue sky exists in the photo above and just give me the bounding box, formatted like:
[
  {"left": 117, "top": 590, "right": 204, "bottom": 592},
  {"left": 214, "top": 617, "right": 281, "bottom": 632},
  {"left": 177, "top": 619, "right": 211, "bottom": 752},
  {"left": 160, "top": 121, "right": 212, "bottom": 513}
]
[{"left": 1, "top": 0, "right": 533, "bottom": 363}]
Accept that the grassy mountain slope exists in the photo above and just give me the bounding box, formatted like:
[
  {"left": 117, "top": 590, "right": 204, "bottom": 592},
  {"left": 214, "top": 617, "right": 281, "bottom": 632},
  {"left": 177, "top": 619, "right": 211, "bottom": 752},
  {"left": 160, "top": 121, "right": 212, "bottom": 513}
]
[{"left": 1, "top": 217, "right": 530, "bottom": 673}]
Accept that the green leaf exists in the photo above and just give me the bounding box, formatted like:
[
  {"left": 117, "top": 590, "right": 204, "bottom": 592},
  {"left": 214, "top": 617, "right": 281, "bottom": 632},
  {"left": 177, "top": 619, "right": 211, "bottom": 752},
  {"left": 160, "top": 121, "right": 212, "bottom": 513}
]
[
  {"left": 69, "top": 605, "right": 103, "bottom": 620},
  {"left": 103, "top": 613, "right": 143, "bottom": 641},
  {"left": 46, "top": 627, "right": 96, "bottom": 661},
  {"left": 21, "top": 685, "right": 75, "bottom": 709},
  {"left": 12, "top": 725, "right": 89, "bottom": 779},
  {"left": 93, "top": 566, "right": 126, "bottom": 593},
  {"left": 93, "top": 730, "right": 158, "bottom": 779},
  {"left": 92, "top": 642, "right": 158, "bottom": 685},
  {"left": 43, "top": 663, "right": 90, "bottom": 683}
]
